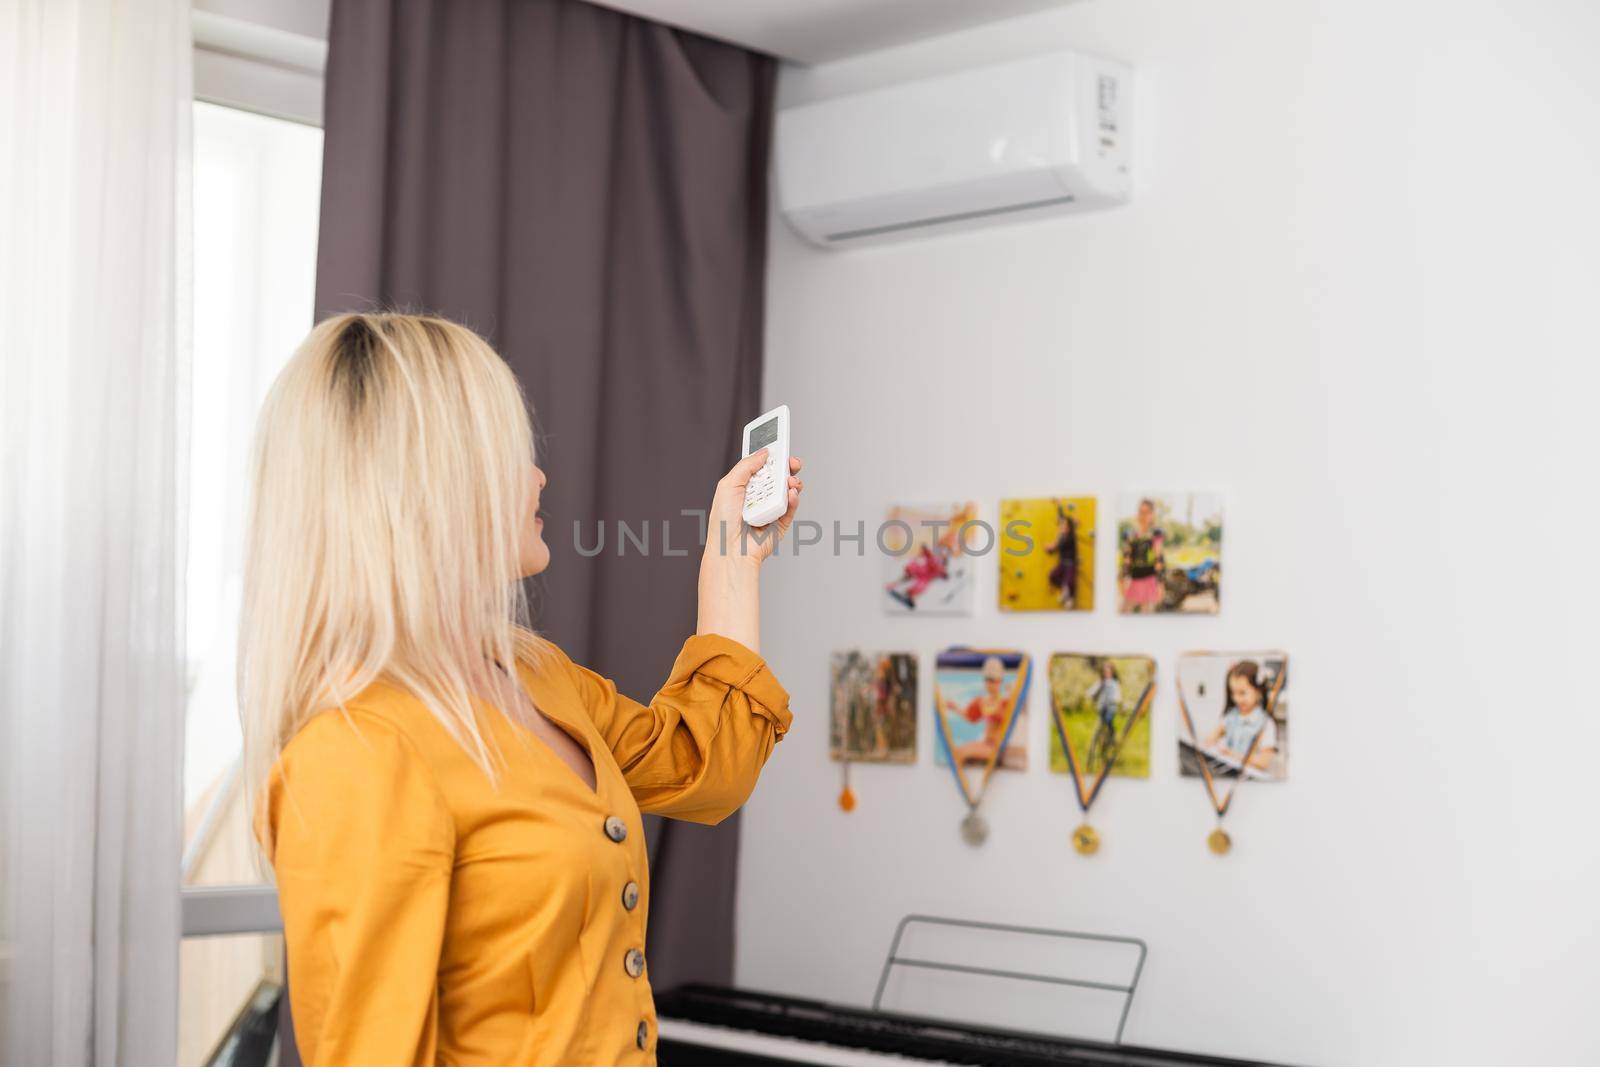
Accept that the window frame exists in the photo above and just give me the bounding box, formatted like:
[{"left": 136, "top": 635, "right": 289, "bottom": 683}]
[
  {"left": 181, "top": 4, "right": 325, "bottom": 941},
  {"left": 193, "top": 8, "right": 326, "bottom": 129}
]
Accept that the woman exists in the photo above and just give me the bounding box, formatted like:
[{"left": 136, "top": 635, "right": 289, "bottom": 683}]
[{"left": 240, "top": 313, "right": 803, "bottom": 1066}]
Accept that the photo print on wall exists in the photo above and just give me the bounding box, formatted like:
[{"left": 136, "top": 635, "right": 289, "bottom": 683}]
[
  {"left": 882, "top": 502, "right": 979, "bottom": 614},
  {"left": 933, "top": 648, "right": 1030, "bottom": 771},
  {"left": 933, "top": 647, "right": 1032, "bottom": 846},
  {"left": 1177, "top": 652, "right": 1289, "bottom": 782},
  {"left": 829, "top": 651, "right": 918, "bottom": 765},
  {"left": 1117, "top": 492, "right": 1223, "bottom": 614},
  {"left": 1048, "top": 652, "right": 1156, "bottom": 856},
  {"left": 999, "top": 496, "right": 1096, "bottom": 611},
  {"left": 830, "top": 650, "right": 919, "bottom": 813},
  {"left": 1048, "top": 653, "right": 1154, "bottom": 780}
]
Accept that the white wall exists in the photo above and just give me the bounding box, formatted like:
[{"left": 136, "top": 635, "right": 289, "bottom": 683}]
[{"left": 737, "top": 2, "right": 1600, "bottom": 1065}]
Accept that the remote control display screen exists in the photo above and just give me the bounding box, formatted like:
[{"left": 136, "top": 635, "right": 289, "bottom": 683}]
[{"left": 748, "top": 417, "right": 779, "bottom": 452}]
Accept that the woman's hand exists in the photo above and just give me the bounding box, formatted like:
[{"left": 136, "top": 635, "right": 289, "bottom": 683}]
[
  {"left": 695, "top": 449, "right": 804, "bottom": 653},
  {"left": 704, "top": 449, "right": 804, "bottom": 565}
]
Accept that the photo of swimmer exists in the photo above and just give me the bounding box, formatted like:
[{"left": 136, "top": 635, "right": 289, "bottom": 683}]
[
  {"left": 829, "top": 651, "right": 918, "bottom": 763},
  {"left": 1177, "top": 652, "right": 1289, "bottom": 781},
  {"left": 882, "top": 502, "right": 978, "bottom": 614},
  {"left": 999, "top": 497, "right": 1095, "bottom": 611},
  {"left": 1117, "top": 493, "right": 1222, "bottom": 614},
  {"left": 933, "top": 648, "right": 1030, "bottom": 771}
]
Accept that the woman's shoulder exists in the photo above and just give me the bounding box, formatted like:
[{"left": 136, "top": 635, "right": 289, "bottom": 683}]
[
  {"left": 262, "top": 688, "right": 462, "bottom": 862},
  {"left": 280, "top": 680, "right": 461, "bottom": 777},
  {"left": 512, "top": 630, "right": 589, "bottom": 692},
  {"left": 281, "top": 687, "right": 425, "bottom": 763}
]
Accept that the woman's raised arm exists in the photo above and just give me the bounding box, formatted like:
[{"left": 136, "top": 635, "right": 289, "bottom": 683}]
[{"left": 694, "top": 448, "right": 803, "bottom": 653}]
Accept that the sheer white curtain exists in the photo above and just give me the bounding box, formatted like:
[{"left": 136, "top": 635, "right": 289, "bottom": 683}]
[{"left": 0, "top": 1, "right": 191, "bottom": 1063}]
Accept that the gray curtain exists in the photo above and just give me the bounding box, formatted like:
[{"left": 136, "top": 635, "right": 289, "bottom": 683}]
[{"left": 311, "top": 0, "right": 774, "bottom": 1005}]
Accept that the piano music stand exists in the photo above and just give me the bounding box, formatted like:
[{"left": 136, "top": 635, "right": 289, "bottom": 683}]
[{"left": 871, "top": 914, "right": 1148, "bottom": 1045}]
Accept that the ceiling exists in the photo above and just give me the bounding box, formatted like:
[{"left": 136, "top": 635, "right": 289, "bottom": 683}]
[
  {"left": 194, "top": 0, "right": 1081, "bottom": 67},
  {"left": 587, "top": 0, "right": 1081, "bottom": 64}
]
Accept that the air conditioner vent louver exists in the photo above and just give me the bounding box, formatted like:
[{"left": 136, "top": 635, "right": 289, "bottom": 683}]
[{"left": 824, "top": 194, "right": 1077, "bottom": 242}]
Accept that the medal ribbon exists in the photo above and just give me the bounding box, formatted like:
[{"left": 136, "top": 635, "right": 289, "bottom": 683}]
[
  {"left": 933, "top": 651, "right": 1032, "bottom": 815},
  {"left": 1177, "top": 657, "right": 1288, "bottom": 820},
  {"left": 1052, "top": 680, "right": 1154, "bottom": 819}
]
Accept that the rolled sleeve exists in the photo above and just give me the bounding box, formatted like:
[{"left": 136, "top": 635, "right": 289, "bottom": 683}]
[
  {"left": 564, "top": 635, "right": 792, "bottom": 824},
  {"left": 668, "top": 633, "right": 793, "bottom": 738}
]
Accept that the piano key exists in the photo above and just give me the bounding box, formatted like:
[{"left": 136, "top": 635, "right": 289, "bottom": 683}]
[{"left": 659, "top": 1017, "right": 976, "bottom": 1066}]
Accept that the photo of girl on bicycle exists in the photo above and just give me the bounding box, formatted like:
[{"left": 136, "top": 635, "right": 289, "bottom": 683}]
[{"left": 1047, "top": 654, "right": 1155, "bottom": 779}]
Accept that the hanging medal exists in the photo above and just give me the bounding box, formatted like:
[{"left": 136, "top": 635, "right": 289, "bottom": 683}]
[
  {"left": 933, "top": 648, "right": 1031, "bottom": 846},
  {"left": 1176, "top": 652, "right": 1290, "bottom": 854},
  {"left": 1049, "top": 654, "right": 1156, "bottom": 856}
]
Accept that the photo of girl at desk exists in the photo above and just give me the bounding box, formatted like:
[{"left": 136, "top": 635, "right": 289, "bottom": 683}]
[
  {"left": 1177, "top": 652, "right": 1289, "bottom": 781},
  {"left": 934, "top": 649, "right": 1030, "bottom": 770}
]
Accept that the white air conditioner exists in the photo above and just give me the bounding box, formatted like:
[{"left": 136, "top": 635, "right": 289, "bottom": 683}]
[{"left": 775, "top": 51, "right": 1132, "bottom": 247}]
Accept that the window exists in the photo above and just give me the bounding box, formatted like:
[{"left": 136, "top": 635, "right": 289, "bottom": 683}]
[
  {"left": 181, "top": 98, "right": 321, "bottom": 1065},
  {"left": 184, "top": 100, "right": 321, "bottom": 888}
]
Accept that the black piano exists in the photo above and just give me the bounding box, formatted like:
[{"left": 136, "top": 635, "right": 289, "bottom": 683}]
[{"left": 656, "top": 985, "right": 1292, "bottom": 1067}]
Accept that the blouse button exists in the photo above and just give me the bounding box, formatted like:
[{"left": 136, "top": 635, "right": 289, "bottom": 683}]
[
  {"left": 604, "top": 816, "right": 627, "bottom": 843},
  {"left": 621, "top": 881, "right": 641, "bottom": 911},
  {"left": 636, "top": 1020, "right": 649, "bottom": 1050},
  {"left": 624, "top": 947, "right": 646, "bottom": 979}
]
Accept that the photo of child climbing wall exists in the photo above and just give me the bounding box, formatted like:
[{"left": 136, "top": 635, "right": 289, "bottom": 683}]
[
  {"left": 882, "top": 502, "right": 979, "bottom": 614},
  {"left": 1117, "top": 493, "right": 1223, "bottom": 614},
  {"left": 829, "top": 651, "right": 918, "bottom": 763},
  {"left": 999, "top": 497, "right": 1095, "bottom": 611}
]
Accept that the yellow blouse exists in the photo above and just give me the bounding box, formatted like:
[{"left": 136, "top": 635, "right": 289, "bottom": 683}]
[{"left": 263, "top": 633, "right": 791, "bottom": 1066}]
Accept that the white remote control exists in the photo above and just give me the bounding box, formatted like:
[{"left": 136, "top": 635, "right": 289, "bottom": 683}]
[{"left": 740, "top": 404, "right": 790, "bottom": 528}]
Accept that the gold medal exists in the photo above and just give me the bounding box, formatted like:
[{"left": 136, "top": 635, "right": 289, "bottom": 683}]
[
  {"left": 1180, "top": 654, "right": 1288, "bottom": 862},
  {"left": 960, "top": 811, "right": 989, "bottom": 846},
  {"left": 1050, "top": 661, "right": 1155, "bottom": 864}
]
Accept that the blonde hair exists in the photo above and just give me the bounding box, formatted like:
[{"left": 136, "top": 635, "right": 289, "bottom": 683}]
[{"left": 240, "top": 312, "right": 544, "bottom": 844}]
